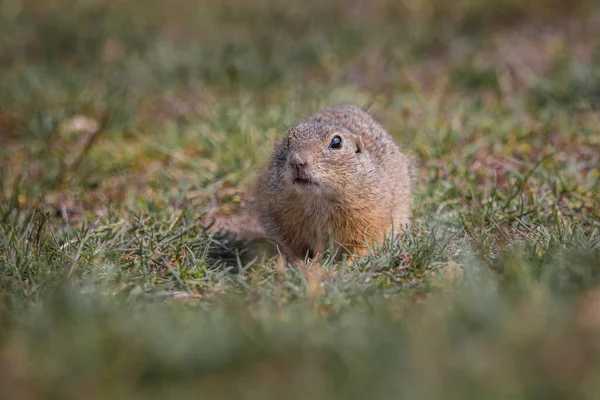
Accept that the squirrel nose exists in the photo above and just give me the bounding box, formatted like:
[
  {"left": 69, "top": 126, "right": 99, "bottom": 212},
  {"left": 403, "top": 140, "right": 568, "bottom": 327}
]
[{"left": 289, "top": 153, "right": 307, "bottom": 169}]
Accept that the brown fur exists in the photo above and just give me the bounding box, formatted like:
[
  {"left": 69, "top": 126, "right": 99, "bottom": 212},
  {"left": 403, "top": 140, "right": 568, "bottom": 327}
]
[{"left": 254, "top": 104, "right": 414, "bottom": 262}]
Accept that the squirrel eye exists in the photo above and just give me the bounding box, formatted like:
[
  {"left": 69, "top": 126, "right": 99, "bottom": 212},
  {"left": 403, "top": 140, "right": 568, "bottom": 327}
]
[{"left": 329, "top": 135, "right": 342, "bottom": 149}]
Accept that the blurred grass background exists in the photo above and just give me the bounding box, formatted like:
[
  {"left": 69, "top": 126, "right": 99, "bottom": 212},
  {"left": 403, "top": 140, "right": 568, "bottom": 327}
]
[{"left": 0, "top": 0, "right": 599, "bottom": 398}]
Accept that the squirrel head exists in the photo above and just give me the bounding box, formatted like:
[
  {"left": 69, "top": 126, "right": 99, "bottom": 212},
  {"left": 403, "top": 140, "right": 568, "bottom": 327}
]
[{"left": 281, "top": 122, "right": 365, "bottom": 195}]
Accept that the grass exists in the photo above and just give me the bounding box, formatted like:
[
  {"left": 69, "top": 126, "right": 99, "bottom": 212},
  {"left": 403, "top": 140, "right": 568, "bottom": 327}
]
[{"left": 1, "top": 0, "right": 599, "bottom": 398}]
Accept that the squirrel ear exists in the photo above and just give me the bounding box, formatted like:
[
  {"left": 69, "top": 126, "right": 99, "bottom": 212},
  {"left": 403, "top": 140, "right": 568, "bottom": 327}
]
[{"left": 355, "top": 136, "right": 364, "bottom": 153}]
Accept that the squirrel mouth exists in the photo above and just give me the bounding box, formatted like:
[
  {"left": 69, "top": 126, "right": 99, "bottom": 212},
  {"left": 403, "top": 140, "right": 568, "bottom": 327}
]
[{"left": 293, "top": 177, "right": 316, "bottom": 185}]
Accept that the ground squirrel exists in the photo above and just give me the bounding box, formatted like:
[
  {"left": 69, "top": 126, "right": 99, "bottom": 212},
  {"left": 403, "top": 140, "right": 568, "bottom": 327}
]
[{"left": 254, "top": 104, "right": 413, "bottom": 262}]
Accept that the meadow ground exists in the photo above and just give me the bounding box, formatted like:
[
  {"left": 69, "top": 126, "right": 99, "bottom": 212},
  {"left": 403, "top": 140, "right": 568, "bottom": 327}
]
[{"left": 1, "top": 0, "right": 599, "bottom": 398}]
